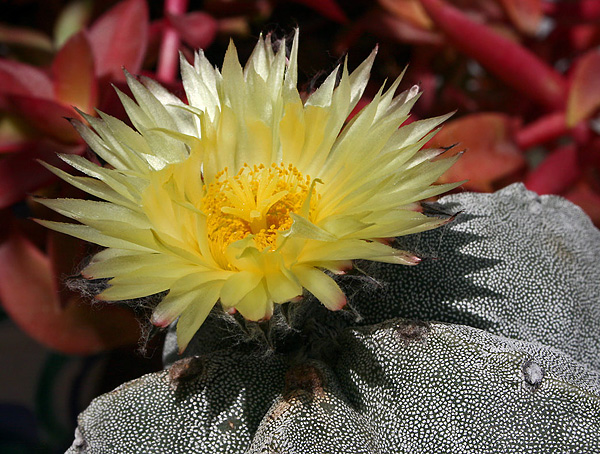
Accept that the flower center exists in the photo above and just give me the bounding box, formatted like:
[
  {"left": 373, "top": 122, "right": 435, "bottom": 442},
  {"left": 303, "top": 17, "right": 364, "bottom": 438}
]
[{"left": 203, "top": 163, "right": 315, "bottom": 266}]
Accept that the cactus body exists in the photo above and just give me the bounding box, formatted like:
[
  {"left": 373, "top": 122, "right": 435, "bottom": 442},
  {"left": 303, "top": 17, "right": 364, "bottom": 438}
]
[{"left": 67, "top": 184, "right": 600, "bottom": 453}]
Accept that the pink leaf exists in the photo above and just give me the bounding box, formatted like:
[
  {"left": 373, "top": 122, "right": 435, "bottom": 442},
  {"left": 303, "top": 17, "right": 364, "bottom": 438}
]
[
  {"left": 0, "top": 227, "right": 140, "bottom": 354},
  {"left": 565, "top": 180, "right": 600, "bottom": 226},
  {"left": 8, "top": 95, "right": 82, "bottom": 143},
  {"left": 52, "top": 31, "right": 98, "bottom": 114},
  {"left": 167, "top": 12, "right": 218, "bottom": 50},
  {"left": 157, "top": 0, "right": 190, "bottom": 83},
  {"left": 566, "top": 49, "right": 600, "bottom": 127},
  {"left": 580, "top": 137, "right": 600, "bottom": 171},
  {"left": 0, "top": 142, "right": 84, "bottom": 209},
  {"left": 515, "top": 112, "right": 568, "bottom": 150},
  {"left": 0, "top": 59, "right": 53, "bottom": 99},
  {"left": 524, "top": 144, "right": 581, "bottom": 195},
  {"left": 430, "top": 113, "right": 526, "bottom": 192},
  {"left": 420, "top": 0, "right": 568, "bottom": 110},
  {"left": 89, "top": 0, "right": 149, "bottom": 81},
  {"left": 0, "top": 142, "right": 35, "bottom": 154},
  {"left": 498, "top": 0, "right": 542, "bottom": 35},
  {"left": 567, "top": 24, "right": 600, "bottom": 53}
]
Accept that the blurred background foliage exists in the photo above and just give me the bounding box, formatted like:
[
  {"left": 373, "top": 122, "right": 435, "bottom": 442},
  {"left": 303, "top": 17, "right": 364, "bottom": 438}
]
[{"left": 0, "top": 0, "right": 599, "bottom": 451}]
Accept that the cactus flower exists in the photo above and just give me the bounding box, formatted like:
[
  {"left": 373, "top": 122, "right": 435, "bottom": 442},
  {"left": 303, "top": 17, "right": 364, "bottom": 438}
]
[{"left": 37, "top": 31, "right": 459, "bottom": 350}]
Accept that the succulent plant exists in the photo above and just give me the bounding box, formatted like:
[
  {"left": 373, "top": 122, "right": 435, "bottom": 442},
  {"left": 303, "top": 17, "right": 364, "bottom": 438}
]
[{"left": 65, "top": 184, "right": 600, "bottom": 453}]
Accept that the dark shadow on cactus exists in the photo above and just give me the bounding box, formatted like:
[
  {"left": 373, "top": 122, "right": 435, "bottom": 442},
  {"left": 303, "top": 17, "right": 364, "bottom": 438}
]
[
  {"left": 165, "top": 297, "right": 367, "bottom": 436},
  {"left": 248, "top": 360, "right": 382, "bottom": 453},
  {"left": 172, "top": 293, "right": 357, "bottom": 363},
  {"left": 168, "top": 209, "right": 505, "bottom": 378},
  {"left": 161, "top": 185, "right": 600, "bottom": 377},
  {"left": 329, "top": 319, "right": 432, "bottom": 413},
  {"left": 171, "top": 349, "right": 288, "bottom": 438},
  {"left": 347, "top": 211, "right": 503, "bottom": 331},
  {"left": 163, "top": 183, "right": 600, "bottom": 432}
]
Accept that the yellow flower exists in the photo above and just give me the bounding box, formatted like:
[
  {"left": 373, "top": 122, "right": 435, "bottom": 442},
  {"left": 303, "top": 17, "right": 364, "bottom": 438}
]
[{"left": 38, "top": 31, "right": 460, "bottom": 351}]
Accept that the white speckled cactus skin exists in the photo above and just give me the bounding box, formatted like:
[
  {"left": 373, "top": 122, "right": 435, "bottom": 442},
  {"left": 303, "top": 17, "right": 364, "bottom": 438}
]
[{"left": 66, "top": 184, "right": 600, "bottom": 453}]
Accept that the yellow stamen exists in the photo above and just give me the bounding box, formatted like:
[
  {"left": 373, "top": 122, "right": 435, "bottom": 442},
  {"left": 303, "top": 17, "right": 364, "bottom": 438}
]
[{"left": 203, "top": 163, "right": 316, "bottom": 267}]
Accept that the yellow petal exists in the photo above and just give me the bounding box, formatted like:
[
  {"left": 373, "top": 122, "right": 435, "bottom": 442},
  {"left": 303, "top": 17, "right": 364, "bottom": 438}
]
[
  {"left": 234, "top": 279, "right": 272, "bottom": 321},
  {"left": 35, "top": 220, "right": 150, "bottom": 251},
  {"left": 294, "top": 266, "right": 346, "bottom": 311},
  {"left": 152, "top": 274, "right": 226, "bottom": 327},
  {"left": 265, "top": 265, "right": 302, "bottom": 304},
  {"left": 38, "top": 161, "right": 137, "bottom": 209},
  {"left": 83, "top": 251, "right": 179, "bottom": 279},
  {"left": 36, "top": 198, "right": 149, "bottom": 228},
  {"left": 175, "top": 281, "right": 223, "bottom": 352},
  {"left": 219, "top": 271, "right": 263, "bottom": 308}
]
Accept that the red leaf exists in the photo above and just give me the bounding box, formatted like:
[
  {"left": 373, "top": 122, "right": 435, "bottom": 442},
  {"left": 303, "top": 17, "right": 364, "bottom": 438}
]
[
  {"left": 0, "top": 142, "right": 35, "bottom": 154},
  {"left": 430, "top": 113, "right": 526, "bottom": 192},
  {"left": 289, "top": 0, "right": 348, "bottom": 23},
  {"left": 167, "top": 12, "right": 218, "bottom": 50},
  {"left": 0, "top": 227, "right": 140, "bottom": 354},
  {"left": 567, "top": 49, "right": 600, "bottom": 127},
  {"left": 8, "top": 95, "right": 82, "bottom": 144},
  {"left": 524, "top": 144, "right": 581, "bottom": 195},
  {"left": 580, "top": 137, "right": 600, "bottom": 171},
  {"left": 0, "top": 142, "right": 84, "bottom": 209},
  {"left": 565, "top": 180, "right": 600, "bottom": 226},
  {"left": 0, "top": 59, "right": 53, "bottom": 99},
  {"left": 498, "top": 0, "right": 542, "bottom": 36},
  {"left": 543, "top": 0, "right": 600, "bottom": 23},
  {"left": 89, "top": 0, "right": 149, "bottom": 81},
  {"left": 420, "top": 0, "right": 567, "bottom": 110},
  {"left": 515, "top": 112, "right": 568, "bottom": 150},
  {"left": 52, "top": 31, "right": 98, "bottom": 114},
  {"left": 157, "top": 0, "right": 190, "bottom": 83},
  {"left": 568, "top": 24, "right": 600, "bottom": 53}
]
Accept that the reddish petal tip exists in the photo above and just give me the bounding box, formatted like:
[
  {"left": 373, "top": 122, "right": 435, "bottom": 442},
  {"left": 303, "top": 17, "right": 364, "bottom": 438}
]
[
  {"left": 327, "top": 294, "right": 347, "bottom": 311},
  {"left": 150, "top": 311, "right": 174, "bottom": 328}
]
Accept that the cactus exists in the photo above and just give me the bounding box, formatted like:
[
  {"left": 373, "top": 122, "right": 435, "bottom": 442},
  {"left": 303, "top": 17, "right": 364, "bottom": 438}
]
[{"left": 66, "top": 184, "right": 600, "bottom": 453}]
